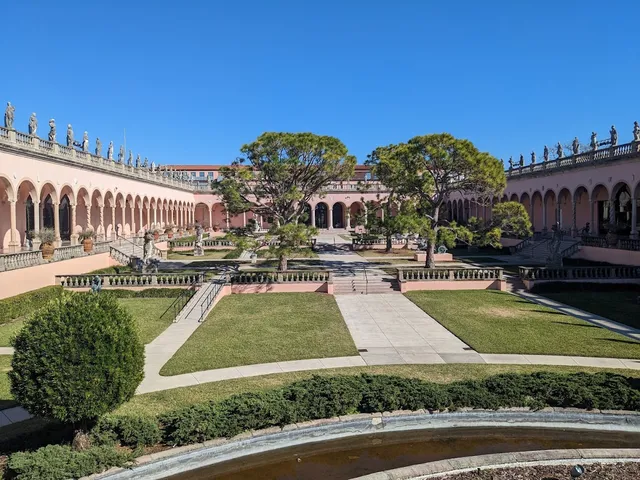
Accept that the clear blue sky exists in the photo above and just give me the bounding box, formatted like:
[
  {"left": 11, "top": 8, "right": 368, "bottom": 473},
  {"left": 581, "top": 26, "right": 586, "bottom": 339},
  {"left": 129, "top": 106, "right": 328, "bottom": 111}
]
[{"left": 2, "top": 0, "right": 638, "bottom": 166}]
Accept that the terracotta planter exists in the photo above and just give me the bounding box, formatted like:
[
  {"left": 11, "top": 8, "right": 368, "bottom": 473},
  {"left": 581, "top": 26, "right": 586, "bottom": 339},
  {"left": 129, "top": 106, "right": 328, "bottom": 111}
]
[
  {"left": 41, "top": 243, "right": 55, "bottom": 260},
  {"left": 83, "top": 239, "right": 94, "bottom": 253}
]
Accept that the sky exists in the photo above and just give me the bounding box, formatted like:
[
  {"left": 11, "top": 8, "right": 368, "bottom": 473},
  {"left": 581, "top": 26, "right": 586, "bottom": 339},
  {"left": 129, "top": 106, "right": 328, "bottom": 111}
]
[{"left": 2, "top": 0, "right": 639, "bottom": 166}]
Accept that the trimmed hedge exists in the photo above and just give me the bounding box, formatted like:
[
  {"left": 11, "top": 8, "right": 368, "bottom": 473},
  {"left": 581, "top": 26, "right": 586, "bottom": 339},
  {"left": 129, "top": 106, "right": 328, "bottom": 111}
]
[
  {"left": 531, "top": 282, "right": 640, "bottom": 294},
  {"left": 103, "top": 288, "right": 189, "bottom": 299},
  {"left": 0, "top": 286, "right": 63, "bottom": 324},
  {"left": 91, "top": 414, "right": 161, "bottom": 448}
]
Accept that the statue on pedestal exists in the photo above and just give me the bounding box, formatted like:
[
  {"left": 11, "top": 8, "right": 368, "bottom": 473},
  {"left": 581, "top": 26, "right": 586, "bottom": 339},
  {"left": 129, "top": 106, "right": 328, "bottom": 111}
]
[
  {"left": 81, "top": 131, "right": 89, "bottom": 152},
  {"left": 66, "top": 124, "right": 74, "bottom": 147},
  {"left": 543, "top": 145, "right": 549, "bottom": 162},
  {"left": 556, "top": 142, "right": 564, "bottom": 159},
  {"left": 4, "top": 102, "right": 15, "bottom": 130},
  {"left": 90, "top": 276, "right": 102, "bottom": 294},
  {"left": 48, "top": 119, "right": 56, "bottom": 142},
  {"left": 530, "top": 151, "right": 536, "bottom": 164},
  {"left": 610, "top": 125, "right": 618, "bottom": 146},
  {"left": 634, "top": 121, "right": 640, "bottom": 142},
  {"left": 107, "top": 141, "right": 114, "bottom": 160},
  {"left": 519, "top": 154, "right": 524, "bottom": 167},
  {"left": 143, "top": 230, "right": 155, "bottom": 262},
  {"left": 135, "top": 154, "right": 141, "bottom": 168},
  {"left": 508, "top": 156, "right": 513, "bottom": 169},
  {"left": 28, "top": 113, "right": 37, "bottom": 136},
  {"left": 590, "top": 132, "right": 598, "bottom": 151},
  {"left": 95, "top": 137, "right": 102, "bottom": 156},
  {"left": 127, "top": 151, "right": 133, "bottom": 166},
  {"left": 142, "top": 157, "right": 148, "bottom": 168},
  {"left": 193, "top": 224, "right": 204, "bottom": 256},
  {"left": 546, "top": 223, "right": 564, "bottom": 267},
  {"left": 572, "top": 137, "right": 580, "bottom": 155},
  {"left": 118, "top": 145, "right": 124, "bottom": 163}
]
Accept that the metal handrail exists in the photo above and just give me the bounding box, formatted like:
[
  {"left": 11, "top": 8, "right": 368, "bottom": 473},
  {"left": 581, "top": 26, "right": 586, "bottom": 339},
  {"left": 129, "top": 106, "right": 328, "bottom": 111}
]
[
  {"left": 363, "top": 267, "right": 368, "bottom": 295},
  {"left": 159, "top": 279, "right": 198, "bottom": 323},
  {"left": 198, "top": 281, "right": 224, "bottom": 323}
]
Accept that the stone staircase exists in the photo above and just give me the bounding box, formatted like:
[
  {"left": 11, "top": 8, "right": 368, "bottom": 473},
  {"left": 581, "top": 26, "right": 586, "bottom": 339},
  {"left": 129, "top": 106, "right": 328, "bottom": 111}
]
[
  {"left": 333, "top": 269, "right": 401, "bottom": 295},
  {"left": 175, "top": 279, "right": 224, "bottom": 323},
  {"left": 510, "top": 238, "right": 581, "bottom": 264}
]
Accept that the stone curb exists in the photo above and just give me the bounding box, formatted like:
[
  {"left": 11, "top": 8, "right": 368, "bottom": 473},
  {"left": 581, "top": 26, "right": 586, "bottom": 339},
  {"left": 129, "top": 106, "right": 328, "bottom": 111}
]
[
  {"left": 352, "top": 449, "right": 640, "bottom": 479},
  {"left": 85, "top": 408, "right": 640, "bottom": 479}
]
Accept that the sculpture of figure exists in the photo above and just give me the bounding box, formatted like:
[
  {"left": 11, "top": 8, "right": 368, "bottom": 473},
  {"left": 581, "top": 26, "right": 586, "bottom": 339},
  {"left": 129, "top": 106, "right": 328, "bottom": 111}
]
[
  {"left": 543, "top": 145, "right": 549, "bottom": 162},
  {"left": 610, "top": 125, "right": 618, "bottom": 146},
  {"left": 95, "top": 137, "right": 102, "bottom": 156},
  {"left": 91, "top": 275, "right": 102, "bottom": 294},
  {"left": 546, "top": 223, "right": 564, "bottom": 267},
  {"left": 572, "top": 137, "right": 579, "bottom": 155},
  {"left": 590, "top": 131, "right": 598, "bottom": 151},
  {"left": 117, "top": 145, "right": 124, "bottom": 163},
  {"left": 66, "top": 124, "right": 74, "bottom": 147},
  {"left": 556, "top": 142, "right": 563, "bottom": 158},
  {"left": 531, "top": 151, "right": 536, "bottom": 164},
  {"left": 81, "top": 131, "right": 89, "bottom": 152},
  {"left": 634, "top": 121, "right": 640, "bottom": 142},
  {"left": 508, "top": 156, "right": 513, "bottom": 169},
  {"left": 48, "top": 119, "right": 56, "bottom": 142},
  {"left": 4, "top": 102, "right": 15, "bottom": 130},
  {"left": 127, "top": 150, "right": 133, "bottom": 166},
  {"left": 151, "top": 161, "right": 156, "bottom": 171},
  {"left": 135, "top": 154, "right": 141, "bottom": 168},
  {"left": 142, "top": 230, "right": 155, "bottom": 262},
  {"left": 193, "top": 224, "right": 204, "bottom": 256},
  {"left": 107, "top": 141, "right": 114, "bottom": 160},
  {"left": 143, "top": 157, "right": 148, "bottom": 168},
  {"left": 519, "top": 154, "right": 524, "bottom": 167},
  {"left": 28, "top": 113, "right": 37, "bottom": 136}
]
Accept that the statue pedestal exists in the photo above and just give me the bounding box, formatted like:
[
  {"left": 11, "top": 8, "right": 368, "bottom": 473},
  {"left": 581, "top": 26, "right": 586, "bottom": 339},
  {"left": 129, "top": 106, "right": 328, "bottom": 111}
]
[{"left": 70, "top": 233, "right": 79, "bottom": 246}]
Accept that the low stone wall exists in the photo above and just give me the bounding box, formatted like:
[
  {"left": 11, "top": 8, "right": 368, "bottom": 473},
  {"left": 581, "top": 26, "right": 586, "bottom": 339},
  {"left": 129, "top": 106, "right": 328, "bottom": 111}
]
[
  {"left": 398, "top": 268, "right": 505, "bottom": 293},
  {"left": 0, "top": 252, "right": 118, "bottom": 299},
  {"left": 228, "top": 270, "right": 333, "bottom": 295},
  {"left": 519, "top": 265, "right": 640, "bottom": 290},
  {"left": 572, "top": 245, "right": 640, "bottom": 266},
  {"left": 401, "top": 279, "right": 505, "bottom": 292},
  {"left": 413, "top": 252, "right": 454, "bottom": 262},
  {"left": 352, "top": 243, "right": 416, "bottom": 251}
]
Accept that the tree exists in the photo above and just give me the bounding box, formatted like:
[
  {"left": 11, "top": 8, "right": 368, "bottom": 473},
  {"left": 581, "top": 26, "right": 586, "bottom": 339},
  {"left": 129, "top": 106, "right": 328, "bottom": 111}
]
[
  {"left": 367, "top": 134, "right": 506, "bottom": 267},
  {"left": 214, "top": 132, "right": 356, "bottom": 270},
  {"left": 360, "top": 198, "right": 430, "bottom": 251},
  {"left": 9, "top": 292, "right": 144, "bottom": 434}
]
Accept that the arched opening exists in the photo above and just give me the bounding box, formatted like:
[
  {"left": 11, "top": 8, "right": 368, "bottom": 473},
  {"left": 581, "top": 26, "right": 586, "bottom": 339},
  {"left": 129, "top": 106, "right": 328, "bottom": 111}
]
[
  {"left": 332, "top": 203, "right": 345, "bottom": 229},
  {"left": 43, "top": 195, "right": 55, "bottom": 230},
  {"left": 591, "top": 184, "right": 609, "bottom": 234},
  {"left": 531, "top": 192, "right": 543, "bottom": 232},
  {"left": 557, "top": 188, "right": 572, "bottom": 233},
  {"left": 574, "top": 186, "right": 590, "bottom": 235},
  {"left": 463, "top": 199, "right": 470, "bottom": 223},
  {"left": 349, "top": 202, "right": 364, "bottom": 228},
  {"left": 520, "top": 193, "right": 531, "bottom": 224},
  {"left": 612, "top": 182, "right": 633, "bottom": 236},
  {"left": 457, "top": 200, "right": 463, "bottom": 223},
  {"left": 315, "top": 203, "right": 328, "bottom": 229},
  {"left": 195, "top": 202, "right": 209, "bottom": 227},
  {"left": 24, "top": 196, "right": 35, "bottom": 233},
  {"left": 59, "top": 194, "right": 71, "bottom": 241},
  {"left": 0, "top": 177, "right": 14, "bottom": 251},
  {"left": 543, "top": 190, "right": 557, "bottom": 230},
  {"left": 302, "top": 203, "right": 312, "bottom": 226},
  {"left": 510, "top": 193, "right": 518, "bottom": 202}
]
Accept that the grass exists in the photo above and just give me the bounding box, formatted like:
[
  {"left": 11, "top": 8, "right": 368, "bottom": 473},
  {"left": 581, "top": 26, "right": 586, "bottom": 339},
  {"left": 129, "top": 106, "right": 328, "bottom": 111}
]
[
  {"left": 0, "top": 356, "right": 15, "bottom": 409},
  {"left": 0, "top": 298, "right": 177, "bottom": 346},
  {"left": 541, "top": 291, "right": 640, "bottom": 329},
  {"left": 405, "top": 290, "right": 640, "bottom": 359},
  {"left": 160, "top": 293, "right": 358, "bottom": 376},
  {"left": 356, "top": 249, "right": 415, "bottom": 258},
  {"left": 167, "top": 249, "right": 237, "bottom": 260},
  {"left": 121, "top": 363, "right": 640, "bottom": 416},
  {"left": 256, "top": 247, "right": 318, "bottom": 258}
]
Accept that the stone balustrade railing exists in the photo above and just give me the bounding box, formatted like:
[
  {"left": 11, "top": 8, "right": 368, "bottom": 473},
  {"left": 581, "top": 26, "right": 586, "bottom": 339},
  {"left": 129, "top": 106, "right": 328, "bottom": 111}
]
[
  {"left": 169, "top": 237, "right": 231, "bottom": 248},
  {"left": 353, "top": 237, "right": 412, "bottom": 246},
  {"left": 581, "top": 235, "right": 640, "bottom": 251},
  {"left": 93, "top": 241, "right": 112, "bottom": 254},
  {"left": 230, "top": 270, "right": 331, "bottom": 284},
  {"left": 508, "top": 237, "right": 533, "bottom": 254},
  {"left": 507, "top": 141, "right": 640, "bottom": 179},
  {"left": 0, "top": 126, "right": 193, "bottom": 192},
  {"left": 56, "top": 272, "right": 204, "bottom": 288},
  {"left": 109, "top": 247, "right": 132, "bottom": 266},
  {"left": 519, "top": 265, "right": 640, "bottom": 281},
  {"left": 52, "top": 244, "right": 84, "bottom": 262},
  {"left": 0, "top": 250, "right": 43, "bottom": 272},
  {"left": 192, "top": 179, "right": 385, "bottom": 193},
  {"left": 398, "top": 268, "right": 504, "bottom": 281}
]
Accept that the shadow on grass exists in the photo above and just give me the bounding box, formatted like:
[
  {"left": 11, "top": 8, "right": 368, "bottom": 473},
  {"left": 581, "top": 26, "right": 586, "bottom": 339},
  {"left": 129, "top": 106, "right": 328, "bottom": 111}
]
[
  {"left": 551, "top": 321, "right": 600, "bottom": 328},
  {"left": 599, "top": 338, "right": 640, "bottom": 346}
]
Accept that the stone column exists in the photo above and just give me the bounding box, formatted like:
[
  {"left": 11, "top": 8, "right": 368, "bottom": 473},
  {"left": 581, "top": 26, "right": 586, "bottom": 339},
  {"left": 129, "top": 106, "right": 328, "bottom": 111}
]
[
  {"left": 225, "top": 207, "right": 230, "bottom": 230},
  {"left": 571, "top": 199, "right": 577, "bottom": 237},
  {"left": 86, "top": 204, "right": 92, "bottom": 232},
  {"left": 608, "top": 199, "right": 616, "bottom": 230},
  {"left": 39, "top": 202, "right": 44, "bottom": 230},
  {"left": 111, "top": 206, "right": 117, "bottom": 239},
  {"left": 98, "top": 205, "right": 105, "bottom": 241},
  {"left": 589, "top": 200, "right": 595, "bottom": 234},
  {"left": 121, "top": 205, "right": 126, "bottom": 236},
  {"left": 208, "top": 205, "right": 212, "bottom": 229},
  {"left": 138, "top": 205, "right": 143, "bottom": 234},
  {"left": 130, "top": 206, "right": 136, "bottom": 236},
  {"left": 33, "top": 200, "right": 41, "bottom": 238},
  {"left": 542, "top": 201, "right": 547, "bottom": 230},
  {"left": 311, "top": 206, "right": 316, "bottom": 227},
  {"left": 8, "top": 200, "right": 19, "bottom": 253},
  {"left": 380, "top": 207, "right": 384, "bottom": 222},
  {"left": 243, "top": 211, "right": 247, "bottom": 227},
  {"left": 70, "top": 204, "right": 78, "bottom": 245},
  {"left": 146, "top": 206, "right": 151, "bottom": 230},
  {"left": 631, "top": 197, "right": 638, "bottom": 239},
  {"left": 328, "top": 205, "right": 334, "bottom": 230},
  {"left": 53, "top": 202, "right": 61, "bottom": 246}
]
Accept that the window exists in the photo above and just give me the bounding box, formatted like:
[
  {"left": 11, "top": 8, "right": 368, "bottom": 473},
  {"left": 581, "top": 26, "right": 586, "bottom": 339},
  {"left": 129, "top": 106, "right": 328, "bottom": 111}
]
[
  {"left": 207, "top": 172, "right": 213, "bottom": 178},
  {"left": 199, "top": 172, "right": 205, "bottom": 178},
  {"left": 191, "top": 172, "right": 196, "bottom": 178},
  {"left": 217, "top": 173, "right": 224, "bottom": 181},
  {"left": 364, "top": 172, "right": 371, "bottom": 181}
]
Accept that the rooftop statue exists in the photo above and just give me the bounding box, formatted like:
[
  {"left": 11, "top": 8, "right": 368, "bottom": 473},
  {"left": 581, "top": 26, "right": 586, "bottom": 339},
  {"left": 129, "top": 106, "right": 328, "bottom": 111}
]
[
  {"left": 135, "top": 154, "right": 141, "bottom": 168},
  {"left": 48, "top": 119, "right": 56, "bottom": 142},
  {"left": 519, "top": 154, "right": 524, "bottom": 167},
  {"left": 28, "top": 113, "right": 37, "bottom": 136},
  {"left": 143, "top": 157, "right": 148, "bottom": 168},
  {"left": 590, "top": 131, "right": 597, "bottom": 151},
  {"left": 556, "top": 142, "right": 563, "bottom": 158},
  {"left": 127, "top": 150, "right": 133, "bottom": 166},
  {"left": 118, "top": 145, "right": 124, "bottom": 163},
  {"left": 543, "top": 145, "right": 549, "bottom": 162},
  {"left": 508, "top": 156, "right": 513, "bottom": 169},
  {"left": 82, "top": 131, "right": 89, "bottom": 152},
  {"left": 4, "top": 102, "right": 15, "bottom": 130},
  {"left": 610, "top": 125, "right": 618, "bottom": 146},
  {"left": 634, "top": 121, "right": 640, "bottom": 142},
  {"left": 572, "top": 137, "right": 579, "bottom": 155},
  {"left": 66, "top": 124, "right": 74, "bottom": 147},
  {"left": 530, "top": 151, "right": 536, "bottom": 164},
  {"left": 107, "top": 141, "right": 114, "bottom": 160},
  {"left": 95, "top": 137, "right": 102, "bottom": 156}
]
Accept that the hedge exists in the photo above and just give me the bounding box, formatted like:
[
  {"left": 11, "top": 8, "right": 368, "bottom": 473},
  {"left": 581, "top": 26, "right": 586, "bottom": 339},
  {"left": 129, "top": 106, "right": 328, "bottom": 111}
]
[
  {"left": 103, "top": 288, "right": 189, "bottom": 299},
  {"left": 531, "top": 282, "right": 640, "bottom": 294},
  {"left": 8, "top": 371, "right": 640, "bottom": 479},
  {"left": 0, "top": 286, "right": 63, "bottom": 324}
]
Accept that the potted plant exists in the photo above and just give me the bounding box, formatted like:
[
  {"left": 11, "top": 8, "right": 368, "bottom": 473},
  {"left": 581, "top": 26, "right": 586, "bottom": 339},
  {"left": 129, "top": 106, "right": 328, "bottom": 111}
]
[
  {"left": 38, "top": 228, "right": 56, "bottom": 260},
  {"left": 79, "top": 229, "right": 95, "bottom": 253},
  {"left": 213, "top": 223, "right": 220, "bottom": 232},
  {"left": 164, "top": 224, "right": 174, "bottom": 239},
  {"left": 152, "top": 228, "right": 160, "bottom": 241}
]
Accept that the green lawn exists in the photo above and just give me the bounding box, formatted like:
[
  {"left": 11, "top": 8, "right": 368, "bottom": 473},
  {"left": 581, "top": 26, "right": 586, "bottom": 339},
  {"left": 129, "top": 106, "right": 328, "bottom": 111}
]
[
  {"left": 160, "top": 293, "right": 358, "bottom": 376},
  {"left": 0, "top": 298, "right": 177, "bottom": 346},
  {"left": 541, "top": 291, "right": 640, "bottom": 329},
  {"left": 0, "top": 356, "right": 15, "bottom": 409},
  {"left": 256, "top": 247, "right": 318, "bottom": 258},
  {"left": 405, "top": 290, "right": 640, "bottom": 359},
  {"left": 167, "top": 249, "right": 237, "bottom": 260},
  {"left": 121, "top": 363, "right": 640, "bottom": 416}
]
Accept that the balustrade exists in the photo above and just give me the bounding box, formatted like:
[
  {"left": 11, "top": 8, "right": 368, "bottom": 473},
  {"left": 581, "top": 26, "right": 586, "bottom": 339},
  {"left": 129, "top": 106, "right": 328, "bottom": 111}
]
[
  {"left": 52, "top": 244, "right": 84, "bottom": 261},
  {"left": 56, "top": 272, "right": 204, "bottom": 288},
  {"left": 93, "top": 241, "right": 111, "bottom": 254},
  {"left": 0, "top": 250, "right": 43, "bottom": 272},
  {"left": 581, "top": 235, "right": 640, "bottom": 251},
  {"left": 15, "top": 132, "right": 31, "bottom": 144},
  {"left": 0, "top": 127, "right": 8, "bottom": 139},
  {"left": 519, "top": 265, "right": 640, "bottom": 281},
  {"left": 231, "top": 270, "right": 329, "bottom": 284},
  {"left": 399, "top": 267, "right": 503, "bottom": 281}
]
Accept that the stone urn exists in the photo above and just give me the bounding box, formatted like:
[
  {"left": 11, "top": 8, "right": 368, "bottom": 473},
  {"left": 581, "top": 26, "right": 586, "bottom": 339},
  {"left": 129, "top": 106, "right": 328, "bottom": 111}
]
[
  {"left": 166, "top": 230, "right": 173, "bottom": 239},
  {"left": 82, "top": 238, "right": 94, "bottom": 253},
  {"left": 153, "top": 231, "right": 160, "bottom": 241},
  {"left": 41, "top": 243, "right": 55, "bottom": 260}
]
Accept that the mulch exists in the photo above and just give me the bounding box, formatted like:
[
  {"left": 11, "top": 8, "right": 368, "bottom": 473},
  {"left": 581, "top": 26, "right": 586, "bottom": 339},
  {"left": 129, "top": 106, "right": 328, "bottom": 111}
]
[{"left": 441, "top": 462, "right": 640, "bottom": 479}]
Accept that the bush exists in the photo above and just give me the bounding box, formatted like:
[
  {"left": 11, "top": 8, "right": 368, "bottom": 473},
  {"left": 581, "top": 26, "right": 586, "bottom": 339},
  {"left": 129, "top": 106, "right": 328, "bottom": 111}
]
[
  {"left": 91, "top": 415, "right": 162, "bottom": 448},
  {"left": 104, "top": 288, "right": 189, "bottom": 298},
  {"left": 0, "top": 286, "right": 63, "bottom": 324},
  {"left": 9, "top": 292, "right": 144, "bottom": 425},
  {"left": 531, "top": 282, "right": 640, "bottom": 294},
  {"left": 282, "top": 375, "right": 364, "bottom": 421},
  {"left": 7, "top": 444, "right": 132, "bottom": 480}
]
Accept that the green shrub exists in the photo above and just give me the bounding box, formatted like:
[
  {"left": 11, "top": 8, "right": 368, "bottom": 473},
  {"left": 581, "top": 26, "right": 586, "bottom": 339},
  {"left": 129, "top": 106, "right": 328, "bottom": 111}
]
[
  {"left": 0, "top": 286, "right": 63, "bottom": 324},
  {"left": 10, "top": 292, "right": 145, "bottom": 425},
  {"left": 283, "top": 375, "right": 364, "bottom": 421},
  {"left": 7, "top": 444, "right": 132, "bottom": 480},
  {"left": 104, "top": 288, "right": 188, "bottom": 298},
  {"left": 223, "top": 249, "right": 242, "bottom": 259},
  {"left": 531, "top": 282, "right": 640, "bottom": 294},
  {"left": 160, "top": 402, "right": 220, "bottom": 445},
  {"left": 91, "top": 415, "right": 162, "bottom": 448}
]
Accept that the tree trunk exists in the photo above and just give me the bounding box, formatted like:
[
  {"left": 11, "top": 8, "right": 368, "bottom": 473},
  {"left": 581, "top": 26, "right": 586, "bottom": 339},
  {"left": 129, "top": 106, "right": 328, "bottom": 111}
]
[
  {"left": 425, "top": 239, "right": 436, "bottom": 268},
  {"left": 385, "top": 234, "right": 392, "bottom": 252},
  {"left": 279, "top": 254, "right": 287, "bottom": 271}
]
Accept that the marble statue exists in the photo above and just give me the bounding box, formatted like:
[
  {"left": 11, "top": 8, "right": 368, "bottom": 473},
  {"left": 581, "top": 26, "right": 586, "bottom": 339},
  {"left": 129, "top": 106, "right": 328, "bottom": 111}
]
[
  {"left": 143, "top": 157, "right": 148, "bottom": 168},
  {"left": 610, "top": 125, "right": 618, "bottom": 146},
  {"left": 508, "top": 156, "right": 513, "bottom": 169},
  {"left": 590, "top": 131, "right": 598, "bottom": 151},
  {"left": 91, "top": 275, "right": 102, "bottom": 294},
  {"left": 193, "top": 224, "right": 204, "bottom": 256},
  {"left": 556, "top": 142, "right": 563, "bottom": 158},
  {"left": 95, "top": 137, "right": 102, "bottom": 156},
  {"left": 151, "top": 161, "right": 156, "bottom": 171},
  {"left": 530, "top": 151, "right": 536, "bottom": 164},
  {"left": 546, "top": 223, "right": 564, "bottom": 267},
  {"left": 4, "top": 102, "right": 15, "bottom": 130},
  {"left": 572, "top": 137, "right": 580, "bottom": 155},
  {"left": 634, "top": 121, "right": 640, "bottom": 142},
  {"left": 107, "top": 141, "right": 114, "bottom": 160},
  {"left": 543, "top": 145, "right": 549, "bottom": 162},
  {"left": 519, "top": 154, "right": 524, "bottom": 167},
  {"left": 81, "top": 131, "right": 89, "bottom": 152},
  {"left": 135, "top": 154, "right": 141, "bottom": 168},
  {"left": 28, "top": 113, "right": 37, "bottom": 136},
  {"left": 143, "top": 230, "right": 155, "bottom": 261},
  {"left": 48, "top": 119, "right": 56, "bottom": 142},
  {"left": 127, "top": 151, "right": 133, "bottom": 166},
  {"left": 66, "top": 124, "right": 74, "bottom": 147}
]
